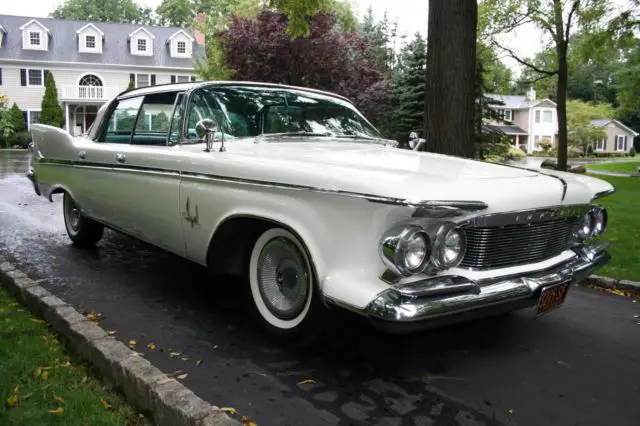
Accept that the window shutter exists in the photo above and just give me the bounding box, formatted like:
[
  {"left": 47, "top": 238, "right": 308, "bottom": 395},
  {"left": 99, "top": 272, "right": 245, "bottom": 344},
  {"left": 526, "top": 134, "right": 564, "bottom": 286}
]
[
  {"left": 190, "top": 76, "right": 196, "bottom": 82},
  {"left": 624, "top": 135, "right": 628, "bottom": 151},
  {"left": 20, "top": 69, "right": 27, "bottom": 86},
  {"left": 129, "top": 73, "right": 135, "bottom": 87},
  {"left": 44, "top": 69, "right": 50, "bottom": 80},
  {"left": 0, "top": 68, "right": 3, "bottom": 86},
  {"left": 151, "top": 74, "right": 156, "bottom": 86},
  {"left": 170, "top": 75, "right": 176, "bottom": 83},
  {"left": 603, "top": 138, "right": 607, "bottom": 151}
]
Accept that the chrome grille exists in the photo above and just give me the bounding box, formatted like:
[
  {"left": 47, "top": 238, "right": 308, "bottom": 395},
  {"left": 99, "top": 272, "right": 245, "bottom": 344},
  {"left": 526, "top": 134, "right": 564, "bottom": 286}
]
[{"left": 461, "top": 217, "right": 579, "bottom": 269}]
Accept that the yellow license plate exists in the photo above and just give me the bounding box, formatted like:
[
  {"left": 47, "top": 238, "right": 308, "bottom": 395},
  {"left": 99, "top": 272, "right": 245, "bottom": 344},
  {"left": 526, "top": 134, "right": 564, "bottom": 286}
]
[{"left": 536, "top": 282, "right": 570, "bottom": 316}]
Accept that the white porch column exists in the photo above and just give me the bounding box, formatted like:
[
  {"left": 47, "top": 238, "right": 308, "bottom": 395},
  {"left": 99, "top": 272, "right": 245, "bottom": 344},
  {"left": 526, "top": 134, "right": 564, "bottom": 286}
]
[
  {"left": 65, "top": 103, "right": 70, "bottom": 134},
  {"left": 515, "top": 134, "right": 520, "bottom": 148}
]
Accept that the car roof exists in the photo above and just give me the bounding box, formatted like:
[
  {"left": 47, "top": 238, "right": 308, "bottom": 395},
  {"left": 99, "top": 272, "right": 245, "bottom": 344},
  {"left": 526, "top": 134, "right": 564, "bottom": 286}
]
[{"left": 117, "top": 80, "right": 353, "bottom": 104}]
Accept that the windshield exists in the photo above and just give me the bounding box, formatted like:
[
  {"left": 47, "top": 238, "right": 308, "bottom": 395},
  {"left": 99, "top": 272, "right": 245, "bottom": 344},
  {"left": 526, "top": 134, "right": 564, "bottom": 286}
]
[{"left": 183, "top": 85, "right": 383, "bottom": 142}]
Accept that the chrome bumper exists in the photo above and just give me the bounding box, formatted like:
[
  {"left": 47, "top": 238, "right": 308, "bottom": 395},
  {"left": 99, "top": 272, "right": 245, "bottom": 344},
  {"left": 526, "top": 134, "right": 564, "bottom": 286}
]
[
  {"left": 26, "top": 142, "right": 41, "bottom": 196},
  {"left": 364, "top": 242, "right": 610, "bottom": 333}
]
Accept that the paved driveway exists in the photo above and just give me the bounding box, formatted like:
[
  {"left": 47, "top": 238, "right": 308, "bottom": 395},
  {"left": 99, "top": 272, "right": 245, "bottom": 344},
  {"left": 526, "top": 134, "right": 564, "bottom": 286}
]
[{"left": 1, "top": 151, "right": 639, "bottom": 426}]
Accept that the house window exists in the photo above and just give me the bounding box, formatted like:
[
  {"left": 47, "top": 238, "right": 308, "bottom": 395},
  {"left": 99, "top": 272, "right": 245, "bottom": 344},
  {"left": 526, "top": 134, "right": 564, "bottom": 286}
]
[
  {"left": 176, "top": 75, "right": 191, "bottom": 83},
  {"left": 136, "top": 73, "right": 150, "bottom": 88},
  {"left": 535, "top": 110, "right": 540, "bottom": 123},
  {"left": 615, "top": 135, "right": 626, "bottom": 151},
  {"left": 27, "top": 69, "right": 44, "bottom": 86},
  {"left": 177, "top": 41, "right": 186, "bottom": 54},
  {"left": 85, "top": 35, "right": 96, "bottom": 49},
  {"left": 27, "top": 110, "right": 41, "bottom": 129},
  {"left": 503, "top": 109, "right": 512, "bottom": 121},
  {"left": 137, "top": 38, "right": 147, "bottom": 52},
  {"left": 543, "top": 110, "right": 552, "bottom": 123},
  {"left": 595, "top": 139, "right": 605, "bottom": 152},
  {"left": 29, "top": 31, "right": 40, "bottom": 46}
]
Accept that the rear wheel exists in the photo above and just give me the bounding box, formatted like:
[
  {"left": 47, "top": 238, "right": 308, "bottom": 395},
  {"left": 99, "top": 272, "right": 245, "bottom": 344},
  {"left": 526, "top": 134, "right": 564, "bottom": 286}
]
[
  {"left": 63, "top": 192, "right": 104, "bottom": 247},
  {"left": 246, "top": 227, "right": 328, "bottom": 341}
]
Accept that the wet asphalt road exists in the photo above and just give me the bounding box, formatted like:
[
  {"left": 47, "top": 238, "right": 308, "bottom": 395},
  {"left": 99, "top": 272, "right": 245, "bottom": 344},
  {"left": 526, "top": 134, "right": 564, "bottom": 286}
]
[{"left": 1, "top": 151, "right": 639, "bottom": 426}]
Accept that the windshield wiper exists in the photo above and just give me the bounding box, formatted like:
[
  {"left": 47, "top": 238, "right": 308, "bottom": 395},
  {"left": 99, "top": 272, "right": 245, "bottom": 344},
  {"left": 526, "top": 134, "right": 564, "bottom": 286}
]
[
  {"left": 334, "top": 134, "right": 394, "bottom": 146},
  {"left": 255, "top": 130, "right": 335, "bottom": 143}
]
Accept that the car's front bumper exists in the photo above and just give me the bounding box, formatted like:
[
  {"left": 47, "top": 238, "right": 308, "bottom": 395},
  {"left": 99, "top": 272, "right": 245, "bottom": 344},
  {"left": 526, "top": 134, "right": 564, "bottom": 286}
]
[{"left": 356, "top": 241, "right": 610, "bottom": 333}]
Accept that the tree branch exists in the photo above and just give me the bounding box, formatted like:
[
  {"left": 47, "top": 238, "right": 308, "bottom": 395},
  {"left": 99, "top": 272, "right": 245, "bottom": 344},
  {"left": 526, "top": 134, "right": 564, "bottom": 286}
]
[
  {"left": 565, "top": 0, "right": 580, "bottom": 42},
  {"left": 493, "top": 41, "right": 559, "bottom": 75},
  {"left": 520, "top": 73, "right": 556, "bottom": 85},
  {"left": 528, "top": 7, "right": 557, "bottom": 38}
]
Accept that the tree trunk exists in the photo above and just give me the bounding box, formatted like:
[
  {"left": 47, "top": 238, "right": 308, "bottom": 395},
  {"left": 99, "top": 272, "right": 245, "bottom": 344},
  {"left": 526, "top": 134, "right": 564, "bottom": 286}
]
[
  {"left": 554, "top": 0, "right": 569, "bottom": 172},
  {"left": 424, "top": 0, "right": 477, "bottom": 157}
]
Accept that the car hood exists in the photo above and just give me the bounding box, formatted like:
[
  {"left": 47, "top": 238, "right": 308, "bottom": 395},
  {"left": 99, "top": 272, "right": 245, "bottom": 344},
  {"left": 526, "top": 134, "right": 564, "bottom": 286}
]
[{"left": 196, "top": 140, "right": 614, "bottom": 212}]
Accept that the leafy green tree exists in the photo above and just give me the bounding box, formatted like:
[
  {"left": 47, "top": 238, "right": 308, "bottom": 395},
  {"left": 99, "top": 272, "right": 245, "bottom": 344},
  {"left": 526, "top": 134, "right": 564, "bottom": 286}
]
[
  {"left": 51, "top": 0, "right": 155, "bottom": 25},
  {"left": 358, "top": 7, "right": 399, "bottom": 74},
  {"left": 156, "top": 0, "right": 195, "bottom": 27},
  {"left": 391, "top": 32, "right": 426, "bottom": 144},
  {"left": 477, "top": 42, "right": 512, "bottom": 95},
  {"left": 127, "top": 79, "right": 135, "bottom": 90},
  {"left": 8, "top": 103, "right": 27, "bottom": 134},
  {"left": 614, "top": 39, "right": 640, "bottom": 132},
  {"left": 482, "top": 0, "right": 615, "bottom": 171},
  {"left": 566, "top": 99, "right": 613, "bottom": 155},
  {"left": 40, "top": 72, "right": 64, "bottom": 128}
]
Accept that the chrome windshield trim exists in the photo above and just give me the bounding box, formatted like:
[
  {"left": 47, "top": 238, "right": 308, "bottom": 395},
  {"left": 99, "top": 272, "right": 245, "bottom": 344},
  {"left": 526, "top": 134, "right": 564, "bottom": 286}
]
[{"left": 462, "top": 204, "right": 590, "bottom": 228}]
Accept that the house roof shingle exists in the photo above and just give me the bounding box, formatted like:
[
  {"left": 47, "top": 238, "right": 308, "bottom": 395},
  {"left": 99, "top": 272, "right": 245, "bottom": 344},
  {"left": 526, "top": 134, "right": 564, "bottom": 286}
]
[
  {"left": 0, "top": 14, "right": 205, "bottom": 69},
  {"left": 591, "top": 118, "right": 639, "bottom": 136}
]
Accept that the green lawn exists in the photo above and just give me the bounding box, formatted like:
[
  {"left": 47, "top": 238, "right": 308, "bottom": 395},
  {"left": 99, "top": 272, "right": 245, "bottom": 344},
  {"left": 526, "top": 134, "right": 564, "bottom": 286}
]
[
  {"left": 585, "top": 161, "right": 640, "bottom": 173},
  {"left": 589, "top": 174, "right": 640, "bottom": 281},
  {"left": 0, "top": 288, "right": 145, "bottom": 426}
]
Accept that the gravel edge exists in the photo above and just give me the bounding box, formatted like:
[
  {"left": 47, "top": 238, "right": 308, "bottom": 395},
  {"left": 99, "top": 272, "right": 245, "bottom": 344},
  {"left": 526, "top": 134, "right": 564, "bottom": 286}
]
[
  {"left": 0, "top": 257, "right": 239, "bottom": 426},
  {"left": 581, "top": 274, "right": 640, "bottom": 294}
]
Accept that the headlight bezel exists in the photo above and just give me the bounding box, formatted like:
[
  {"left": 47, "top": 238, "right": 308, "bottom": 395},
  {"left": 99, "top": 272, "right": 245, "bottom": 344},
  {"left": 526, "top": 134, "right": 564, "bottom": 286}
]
[
  {"left": 380, "top": 225, "right": 432, "bottom": 276},
  {"left": 591, "top": 205, "right": 608, "bottom": 236},
  {"left": 430, "top": 223, "right": 467, "bottom": 270}
]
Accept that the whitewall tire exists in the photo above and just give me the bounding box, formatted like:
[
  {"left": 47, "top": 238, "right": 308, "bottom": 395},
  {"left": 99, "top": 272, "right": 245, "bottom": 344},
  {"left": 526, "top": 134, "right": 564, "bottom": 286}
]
[
  {"left": 63, "top": 192, "right": 104, "bottom": 248},
  {"left": 247, "top": 227, "right": 327, "bottom": 338}
]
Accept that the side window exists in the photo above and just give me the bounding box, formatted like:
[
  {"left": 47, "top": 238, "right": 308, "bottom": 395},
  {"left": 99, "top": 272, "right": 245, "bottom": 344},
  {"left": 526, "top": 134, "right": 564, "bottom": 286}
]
[
  {"left": 101, "top": 97, "right": 143, "bottom": 143},
  {"left": 168, "top": 93, "right": 185, "bottom": 145},
  {"left": 184, "top": 89, "right": 223, "bottom": 140},
  {"left": 132, "top": 92, "right": 179, "bottom": 146}
]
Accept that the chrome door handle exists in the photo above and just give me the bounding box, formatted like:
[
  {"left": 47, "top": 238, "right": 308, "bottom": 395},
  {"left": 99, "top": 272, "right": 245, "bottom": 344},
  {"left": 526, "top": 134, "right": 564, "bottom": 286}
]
[
  {"left": 116, "top": 153, "right": 126, "bottom": 163},
  {"left": 78, "top": 151, "right": 86, "bottom": 160}
]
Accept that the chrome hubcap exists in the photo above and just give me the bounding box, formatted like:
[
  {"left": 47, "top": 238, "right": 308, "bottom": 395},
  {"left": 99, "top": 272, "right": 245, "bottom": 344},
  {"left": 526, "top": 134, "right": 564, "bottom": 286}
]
[
  {"left": 257, "top": 237, "right": 309, "bottom": 320},
  {"left": 65, "top": 197, "right": 81, "bottom": 231}
]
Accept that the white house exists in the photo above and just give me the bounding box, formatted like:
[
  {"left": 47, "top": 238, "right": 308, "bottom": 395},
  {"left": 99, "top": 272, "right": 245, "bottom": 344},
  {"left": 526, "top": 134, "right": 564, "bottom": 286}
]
[{"left": 0, "top": 14, "right": 205, "bottom": 136}]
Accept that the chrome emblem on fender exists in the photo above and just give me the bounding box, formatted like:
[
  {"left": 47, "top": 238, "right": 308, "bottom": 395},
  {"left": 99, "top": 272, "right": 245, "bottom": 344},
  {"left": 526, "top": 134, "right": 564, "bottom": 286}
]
[{"left": 183, "top": 197, "right": 199, "bottom": 228}]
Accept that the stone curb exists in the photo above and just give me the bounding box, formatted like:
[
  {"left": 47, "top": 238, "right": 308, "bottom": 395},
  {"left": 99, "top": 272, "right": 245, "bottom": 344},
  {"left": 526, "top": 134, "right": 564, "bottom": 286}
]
[
  {"left": 0, "top": 257, "right": 239, "bottom": 426},
  {"left": 584, "top": 274, "right": 640, "bottom": 294}
]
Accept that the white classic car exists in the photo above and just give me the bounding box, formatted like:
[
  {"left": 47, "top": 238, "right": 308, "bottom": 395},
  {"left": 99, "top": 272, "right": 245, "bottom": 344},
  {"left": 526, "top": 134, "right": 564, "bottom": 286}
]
[{"left": 27, "top": 81, "right": 614, "bottom": 338}]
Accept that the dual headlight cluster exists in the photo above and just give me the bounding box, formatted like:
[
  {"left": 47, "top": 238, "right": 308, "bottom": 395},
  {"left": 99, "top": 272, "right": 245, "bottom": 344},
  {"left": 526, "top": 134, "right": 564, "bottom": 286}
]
[
  {"left": 576, "top": 205, "right": 608, "bottom": 240},
  {"left": 380, "top": 223, "right": 466, "bottom": 277}
]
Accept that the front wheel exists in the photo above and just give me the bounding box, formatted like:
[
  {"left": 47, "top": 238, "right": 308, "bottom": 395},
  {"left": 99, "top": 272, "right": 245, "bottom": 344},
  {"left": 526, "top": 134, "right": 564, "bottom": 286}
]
[
  {"left": 247, "top": 227, "right": 328, "bottom": 341},
  {"left": 63, "top": 192, "right": 104, "bottom": 248}
]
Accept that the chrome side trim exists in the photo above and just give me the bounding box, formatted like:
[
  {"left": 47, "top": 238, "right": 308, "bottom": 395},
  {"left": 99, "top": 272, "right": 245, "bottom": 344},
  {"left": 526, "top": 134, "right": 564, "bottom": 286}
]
[
  {"left": 497, "top": 162, "right": 569, "bottom": 201},
  {"left": 38, "top": 158, "right": 486, "bottom": 209},
  {"left": 592, "top": 188, "right": 616, "bottom": 201},
  {"left": 462, "top": 204, "right": 590, "bottom": 228},
  {"left": 411, "top": 200, "right": 488, "bottom": 217}
]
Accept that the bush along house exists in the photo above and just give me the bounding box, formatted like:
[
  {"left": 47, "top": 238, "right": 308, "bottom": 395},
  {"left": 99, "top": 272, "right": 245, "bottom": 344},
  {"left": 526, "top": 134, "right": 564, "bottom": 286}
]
[{"left": 0, "top": 14, "right": 205, "bottom": 139}]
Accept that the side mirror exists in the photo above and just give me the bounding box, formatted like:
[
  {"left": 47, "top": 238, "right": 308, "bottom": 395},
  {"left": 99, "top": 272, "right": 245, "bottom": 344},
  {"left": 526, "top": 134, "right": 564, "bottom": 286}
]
[
  {"left": 195, "top": 118, "right": 226, "bottom": 152},
  {"left": 408, "top": 131, "right": 426, "bottom": 151}
]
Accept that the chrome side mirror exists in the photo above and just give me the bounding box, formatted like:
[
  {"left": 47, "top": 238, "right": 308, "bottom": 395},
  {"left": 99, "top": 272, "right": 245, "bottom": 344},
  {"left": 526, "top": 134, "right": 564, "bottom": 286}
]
[
  {"left": 195, "top": 118, "right": 223, "bottom": 152},
  {"left": 408, "top": 131, "right": 426, "bottom": 151}
]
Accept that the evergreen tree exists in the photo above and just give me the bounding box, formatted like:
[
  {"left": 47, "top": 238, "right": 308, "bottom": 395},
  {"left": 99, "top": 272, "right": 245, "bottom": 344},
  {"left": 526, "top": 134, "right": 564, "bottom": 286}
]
[
  {"left": 127, "top": 78, "right": 136, "bottom": 90},
  {"left": 8, "top": 103, "right": 27, "bottom": 133},
  {"left": 40, "top": 72, "right": 64, "bottom": 128},
  {"left": 391, "top": 33, "right": 426, "bottom": 145}
]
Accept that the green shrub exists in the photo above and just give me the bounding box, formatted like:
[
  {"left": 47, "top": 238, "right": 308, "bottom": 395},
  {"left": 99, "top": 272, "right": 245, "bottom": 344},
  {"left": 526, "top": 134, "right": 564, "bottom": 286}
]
[
  {"left": 587, "top": 145, "right": 594, "bottom": 156},
  {"left": 8, "top": 132, "right": 31, "bottom": 148},
  {"left": 630, "top": 147, "right": 636, "bottom": 157}
]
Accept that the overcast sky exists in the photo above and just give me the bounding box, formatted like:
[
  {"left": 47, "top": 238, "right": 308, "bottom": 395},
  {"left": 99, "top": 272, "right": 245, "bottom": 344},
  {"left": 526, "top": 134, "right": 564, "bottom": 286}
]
[{"left": 0, "top": 0, "right": 633, "bottom": 74}]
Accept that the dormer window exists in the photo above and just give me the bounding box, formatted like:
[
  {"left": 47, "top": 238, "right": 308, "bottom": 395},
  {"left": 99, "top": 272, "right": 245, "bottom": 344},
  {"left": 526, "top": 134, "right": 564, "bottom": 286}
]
[
  {"left": 129, "top": 27, "right": 154, "bottom": 56},
  {"left": 29, "top": 32, "right": 41, "bottom": 46},
  {"left": 167, "top": 29, "right": 194, "bottom": 58},
  {"left": 137, "top": 38, "right": 147, "bottom": 52},
  {"left": 76, "top": 23, "right": 103, "bottom": 54},
  {"left": 20, "top": 19, "right": 50, "bottom": 51}
]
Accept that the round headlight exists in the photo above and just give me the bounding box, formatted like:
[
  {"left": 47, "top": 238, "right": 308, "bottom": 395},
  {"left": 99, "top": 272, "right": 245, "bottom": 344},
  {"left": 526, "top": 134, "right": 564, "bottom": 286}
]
[
  {"left": 380, "top": 225, "right": 431, "bottom": 276},
  {"left": 432, "top": 224, "right": 467, "bottom": 269},
  {"left": 577, "top": 212, "right": 594, "bottom": 239},
  {"left": 593, "top": 207, "right": 608, "bottom": 235}
]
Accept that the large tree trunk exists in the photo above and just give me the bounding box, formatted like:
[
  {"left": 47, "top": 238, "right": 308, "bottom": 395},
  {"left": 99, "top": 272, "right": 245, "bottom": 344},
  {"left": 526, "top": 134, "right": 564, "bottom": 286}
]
[
  {"left": 424, "top": 0, "right": 477, "bottom": 157},
  {"left": 554, "top": 0, "right": 569, "bottom": 172}
]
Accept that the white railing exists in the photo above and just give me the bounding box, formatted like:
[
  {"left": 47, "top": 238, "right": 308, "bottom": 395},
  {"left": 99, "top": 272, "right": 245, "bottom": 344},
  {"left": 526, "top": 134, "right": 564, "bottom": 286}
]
[{"left": 61, "top": 85, "right": 119, "bottom": 100}]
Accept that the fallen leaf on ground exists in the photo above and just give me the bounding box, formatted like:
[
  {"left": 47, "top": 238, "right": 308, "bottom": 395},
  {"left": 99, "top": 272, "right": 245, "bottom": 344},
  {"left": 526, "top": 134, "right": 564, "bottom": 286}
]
[
  {"left": 167, "top": 370, "right": 184, "bottom": 379},
  {"left": 220, "top": 407, "right": 237, "bottom": 415},
  {"left": 196, "top": 360, "right": 203, "bottom": 367},
  {"left": 31, "top": 319, "right": 45, "bottom": 324},
  {"left": 181, "top": 357, "right": 189, "bottom": 361},
  {"left": 176, "top": 373, "right": 188, "bottom": 380},
  {"left": 169, "top": 351, "right": 181, "bottom": 358},
  {"left": 6, "top": 393, "right": 19, "bottom": 407},
  {"left": 147, "top": 343, "right": 157, "bottom": 350},
  {"left": 54, "top": 396, "right": 64, "bottom": 404},
  {"left": 41, "top": 371, "right": 49, "bottom": 380},
  {"left": 33, "top": 368, "right": 42, "bottom": 378},
  {"left": 128, "top": 340, "right": 137, "bottom": 349},
  {"left": 49, "top": 407, "right": 64, "bottom": 415},
  {"left": 100, "top": 397, "right": 113, "bottom": 410},
  {"left": 213, "top": 345, "right": 219, "bottom": 350},
  {"left": 242, "top": 415, "right": 257, "bottom": 426},
  {"left": 61, "top": 360, "right": 71, "bottom": 368},
  {"left": 507, "top": 409, "right": 514, "bottom": 415},
  {"left": 297, "top": 379, "right": 316, "bottom": 385},
  {"left": 107, "top": 330, "right": 116, "bottom": 336},
  {"left": 84, "top": 311, "right": 102, "bottom": 323}
]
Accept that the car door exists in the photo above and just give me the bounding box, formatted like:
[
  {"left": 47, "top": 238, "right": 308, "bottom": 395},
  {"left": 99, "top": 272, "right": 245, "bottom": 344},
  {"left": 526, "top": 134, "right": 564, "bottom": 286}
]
[{"left": 82, "top": 91, "right": 187, "bottom": 257}]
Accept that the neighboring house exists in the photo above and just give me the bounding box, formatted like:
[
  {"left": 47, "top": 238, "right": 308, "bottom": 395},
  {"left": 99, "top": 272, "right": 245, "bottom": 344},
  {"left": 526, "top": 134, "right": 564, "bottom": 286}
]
[
  {"left": 0, "top": 14, "right": 206, "bottom": 136},
  {"left": 589, "top": 119, "right": 638, "bottom": 154},
  {"left": 485, "top": 88, "right": 559, "bottom": 153}
]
